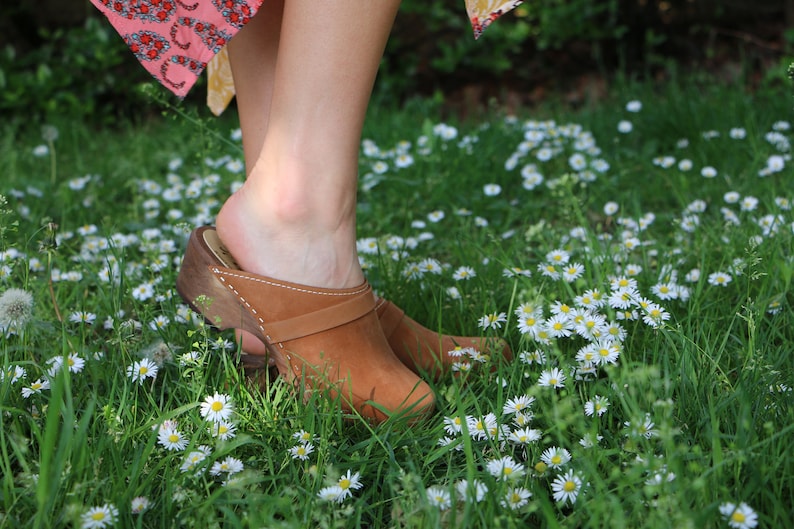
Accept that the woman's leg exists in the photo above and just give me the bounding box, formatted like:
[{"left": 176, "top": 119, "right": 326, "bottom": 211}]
[
  {"left": 217, "top": 0, "right": 402, "bottom": 290},
  {"left": 226, "top": 0, "right": 284, "bottom": 169}
]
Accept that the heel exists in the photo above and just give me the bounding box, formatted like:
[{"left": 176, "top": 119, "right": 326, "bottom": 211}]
[{"left": 176, "top": 228, "right": 260, "bottom": 336}]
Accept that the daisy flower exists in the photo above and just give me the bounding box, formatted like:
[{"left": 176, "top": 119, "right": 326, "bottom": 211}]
[
  {"left": 508, "top": 427, "right": 542, "bottom": 445},
  {"left": 516, "top": 313, "right": 543, "bottom": 336},
  {"left": 426, "top": 486, "right": 451, "bottom": 509},
  {"left": 80, "top": 504, "right": 119, "bottom": 529},
  {"left": 607, "top": 287, "right": 639, "bottom": 310},
  {"left": 502, "top": 395, "right": 535, "bottom": 415},
  {"left": 69, "top": 311, "right": 97, "bottom": 325},
  {"left": 416, "top": 257, "right": 442, "bottom": 275},
  {"left": 486, "top": 456, "right": 525, "bottom": 480},
  {"left": 2, "top": 365, "right": 26, "bottom": 384},
  {"left": 483, "top": 183, "right": 502, "bottom": 196},
  {"left": 317, "top": 485, "right": 345, "bottom": 503},
  {"left": 642, "top": 303, "right": 671, "bottom": 328},
  {"left": 719, "top": 502, "right": 758, "bottom": 529},
  {"left": 180, "top": 446, "right": 212, "bottom": 474},
  {"left": 707, "top": 272, "right": 732, "bottom": 287},
  {"left": 200, "top": 392, "right": 234, "bottom": 422},
  {"left": 466, "top": 413, "right": 499, "bottom": 440},
  {"left": 584, "top": 395, "right": 610, "bottom": 417},
  {"left": 651, "top": 282, "right": 677, "bottom": 300},
  {"left": 538, "top": 262, "right": 561, "bottom": 280},
  {"left": 148, "top": 315, "right": 170, "bottom": 331},
  {"left": 452, "top": 266, "right": 476, "bottom": 280},
  {"left": 289, "top": 443, "right": 315, "bottom": 461},
  {"left": 551, "top": 470, "right": 583, "bottom": 504},
  {"left": 512, "top": 411, "right": 535, "bottom": 428},
  {"left": 562, "top": 262, "right": 585, "bottom": 282},
  {"left": 208, "top": 420, "right": 237, "bottom": 440},
  {"left": 427, "top": 210, "right": 445, "bottom": 223},
  {"left": 443, "top": 416, "right": 463, "bottom": 436},
  {"left": 336, "top": 470, "right": 363, "bottom": 500},
  {"left": 518, "top": 349, "right": 545, "bottom": 365},
  {"left": 22, "top": 378, "right": 50, "bottom": 398},
  {"left": 579, "top": 432, "right": 604, "bottom": 448},
  {"left": 625, "top": 414, "right": 657, "bottom": 439},
  {"left": 574, "top": 311, "right": 607, "bottom": 340},
  {"left": 209, "top": 456, "right": 244, "bottom": 476},
  {"left": 626, "top": 100, "right": 642, "bottom": 112},
  {"left": 157, "top": 425, "right": 188, "bottom": 451},
  {"left": 540, "top": 446, "right": 571, "bottom": 469},
  {"left": 537, "top": 368, "right": 566, "bottom": 388},
  {"left": 546, "top": 314, "right": 572, "bottom": 338},
  {"left": 545, "top": 249, "right": 570, "bottom": 264},
  {"left": 478, "top": 312, "right": 507, "bottom": 330},
  {"left": 455, "top": 479, "right": 488, "bottom": 503},
  {"left": 575, "top": 344, "right": 597, "bottom": 366},
  {"left": 127, "top": 358, "right": 158, "bottom": 385},
  {"left": 501, "top": 487, "right": 532, "bottom": 510},
  {"left": 130, "top": 496, "right": 150, "bottom": 514}
]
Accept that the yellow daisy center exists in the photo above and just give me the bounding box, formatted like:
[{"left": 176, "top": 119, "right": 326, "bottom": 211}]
[
  {"left": 551, "top": 455, "right": 562, "bottom": 465},
  {"left": 731, "top": 512, "right": 746, "bottom": 523},
  {"left": 503, "top": 467, "right": 513, "bottom": 476},
  {"left": 534, "top": 462, "right": 547, "bottom": 473},
  {"left": 211, "top": 401, "right": 223, "bottom": 412},
  {"left": 218, "top": 425, "right": 228, "bottom": 434},
  {"left": 339, "top": 479, "right": 350, "bottom": 490},
  {"left": 139, "top": 366, "right": 148, "bottom": 375},
  {"left": 31, "top": 383, "right": 42, "bottom": 390},
  {"left": 548, "top": 378, "right": 558, "bottom": 385},
  {"left": 168, "top": 434, "right": 179, "bottom": 443},
  {"left": 91, "top": 512, "right": 106, "bottom": 521},
  {"left": 563, "top": 480, "right": 576, "bottom": 492}
]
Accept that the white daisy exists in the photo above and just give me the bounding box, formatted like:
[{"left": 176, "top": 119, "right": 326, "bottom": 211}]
[
  {"left": 200, "top": 393, "right": 233, "bottom": 422},
  {"left": 551, "top": 470, "right": 583, "bottom": 504},
  {"left": 426, "top": 486, "right": 451, "bottom": 509},
  {"left": 80, "top": 504, "right": 119, "bottom": 528}
]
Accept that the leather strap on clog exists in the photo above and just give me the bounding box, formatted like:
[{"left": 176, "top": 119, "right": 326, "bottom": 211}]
[
  {"left": 209, "top": 266, "right": 376, "bottom": 346},
  {"left": 263, "top": 289, "right": 375, "bottom": 343}
]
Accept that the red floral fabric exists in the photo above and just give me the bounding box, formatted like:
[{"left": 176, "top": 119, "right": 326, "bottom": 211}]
[
  {"left": 90, "top": 0, "right": 264, "bottom": 98},
  {"left": 92, "top": 0, "right": 524, "bottom": 100}
]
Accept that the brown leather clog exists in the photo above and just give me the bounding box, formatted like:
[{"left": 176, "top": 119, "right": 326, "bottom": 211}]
[
  {"left": 176, "top": 227, "right": 434, "bottom": 423},
  {"left": 186, "top": 227, "right": 512, "bottom": 379}
]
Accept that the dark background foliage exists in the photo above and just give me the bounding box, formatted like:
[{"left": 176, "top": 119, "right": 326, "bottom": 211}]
[{"left": 1, "top": 0, "right": 791, "bottom": 124}]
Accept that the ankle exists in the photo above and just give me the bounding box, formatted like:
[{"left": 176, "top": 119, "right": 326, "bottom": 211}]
[{"left": 215, "top": 183, "right": 364, "bottom": 289}]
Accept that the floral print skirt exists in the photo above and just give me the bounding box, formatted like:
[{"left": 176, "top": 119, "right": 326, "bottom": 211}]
[{"left": 91, "top": 0, "right": 523, "bottom": 106}]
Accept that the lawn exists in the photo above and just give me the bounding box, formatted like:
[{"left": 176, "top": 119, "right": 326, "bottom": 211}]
[{"left": 0, "top": 74, "right": 792, "bottom": 528}]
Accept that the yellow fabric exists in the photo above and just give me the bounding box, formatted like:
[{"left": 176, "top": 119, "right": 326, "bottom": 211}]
[
  {"left": 206, "top": 0, "right": 523, "bottom": 115},
  {"left": 206, "top": 47, "right": 236, "bottom": 117}
]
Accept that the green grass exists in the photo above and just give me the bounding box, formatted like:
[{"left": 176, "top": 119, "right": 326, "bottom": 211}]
[{"left": 0, "top": 74, "right": 792, "bottom": 528}]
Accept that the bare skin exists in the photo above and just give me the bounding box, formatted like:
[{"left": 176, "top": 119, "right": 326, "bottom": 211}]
[
  {"left": 216, "top": 0, "right": 401, "bottom": 290},
  {"left": 215, "top": 0, "right": 402, "bottom": 355}
]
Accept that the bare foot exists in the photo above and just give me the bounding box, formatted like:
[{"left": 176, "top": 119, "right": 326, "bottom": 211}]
[{"left": 215, "top": 176, "right": 364, "bottom": 290}]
